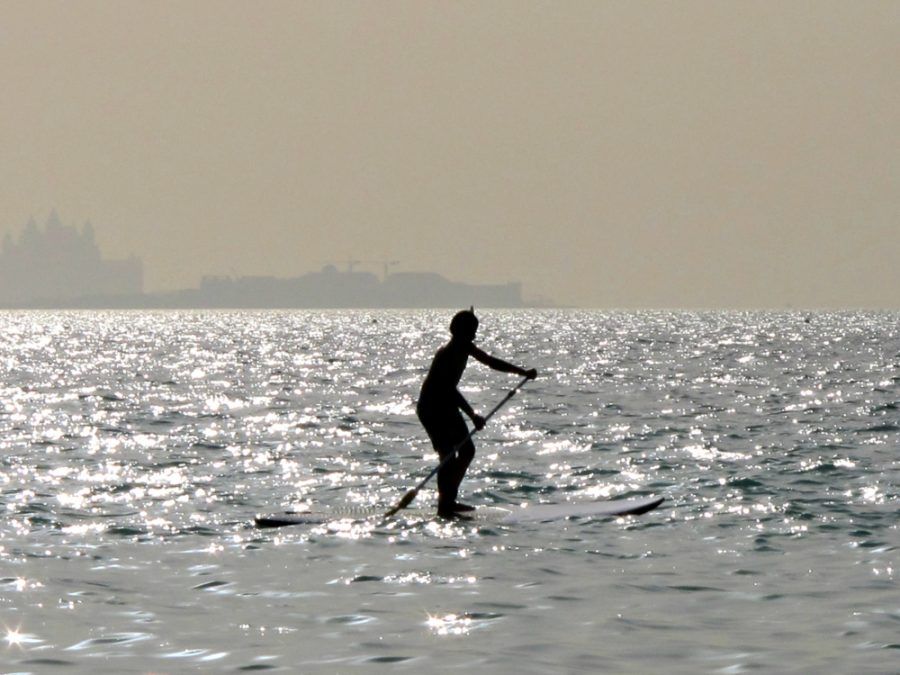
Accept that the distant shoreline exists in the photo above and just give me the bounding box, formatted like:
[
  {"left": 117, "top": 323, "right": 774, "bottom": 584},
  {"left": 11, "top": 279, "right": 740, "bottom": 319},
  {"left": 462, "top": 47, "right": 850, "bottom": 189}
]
[{"left": 2, "top": 214, "right": 553, "bottom": 310}]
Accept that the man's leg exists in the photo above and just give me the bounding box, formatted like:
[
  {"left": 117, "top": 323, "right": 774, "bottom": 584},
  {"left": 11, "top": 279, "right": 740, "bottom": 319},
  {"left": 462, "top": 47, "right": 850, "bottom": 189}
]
[
  {"left": 436, "top": 413, "right": 472, "bottom": 516},
  {"left": 448, "top": 438, "right": 475, "bottom": 510}
]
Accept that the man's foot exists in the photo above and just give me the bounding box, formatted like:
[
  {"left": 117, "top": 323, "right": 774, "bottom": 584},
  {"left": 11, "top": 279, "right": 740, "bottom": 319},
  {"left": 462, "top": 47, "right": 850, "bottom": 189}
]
[
  {"left": 451, "top": 501, "right": 476, "bottom": 512},
  {"left": 437, "top": 505, "right": 473, "bottom": 520}
]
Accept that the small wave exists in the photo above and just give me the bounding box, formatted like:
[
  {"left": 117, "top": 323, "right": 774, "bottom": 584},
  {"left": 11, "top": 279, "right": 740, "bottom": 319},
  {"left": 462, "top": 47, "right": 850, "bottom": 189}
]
[
  {"left": 365, "top": 656, "right": 415, "bottom": 664},
  {"left": 193, "top": 580, "right": 231, "bottom": 591},
  {"left": 66, "top": 632, "right": 152, "bottom": 651},
  {"left": 857, "top": 423, "right": 899, "bottom": 433}
]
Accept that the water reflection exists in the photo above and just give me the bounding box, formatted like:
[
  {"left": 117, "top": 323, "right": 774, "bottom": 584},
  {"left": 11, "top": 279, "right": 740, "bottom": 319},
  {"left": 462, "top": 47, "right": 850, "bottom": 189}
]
[
  {"left": 425, "top": 613, "right": 475, "bottom": 636},
  {"left": 5, "top": 627, "right": 43, "bottom": 647},
  {"left": 0, "top": 310, "right": 897, "bottom": 671}
]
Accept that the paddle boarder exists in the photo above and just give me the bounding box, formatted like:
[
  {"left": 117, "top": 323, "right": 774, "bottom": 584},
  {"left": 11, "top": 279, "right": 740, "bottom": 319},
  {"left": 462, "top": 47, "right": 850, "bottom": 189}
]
[{"left": 417, "top": 309, "right": 537, "bottom": 518}]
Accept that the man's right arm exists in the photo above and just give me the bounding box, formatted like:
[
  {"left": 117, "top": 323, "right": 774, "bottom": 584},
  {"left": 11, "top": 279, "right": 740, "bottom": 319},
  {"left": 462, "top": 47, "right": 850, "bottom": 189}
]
[{"left": 471, "top": 345, "right": 537, "bottom": 379}]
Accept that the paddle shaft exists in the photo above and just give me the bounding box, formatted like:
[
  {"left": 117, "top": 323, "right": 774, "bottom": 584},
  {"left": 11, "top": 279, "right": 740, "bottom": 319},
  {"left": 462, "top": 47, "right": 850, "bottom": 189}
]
[
  {"left": 423, "top": 374, "right": 530, "bottom": 488},
  {"left": 385, "top": 375, "right": 530, "bottom": 516}
]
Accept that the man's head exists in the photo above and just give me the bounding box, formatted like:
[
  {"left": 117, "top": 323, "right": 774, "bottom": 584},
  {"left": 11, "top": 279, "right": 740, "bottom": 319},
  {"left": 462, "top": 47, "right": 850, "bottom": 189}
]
[{"left": 450, "top": 307, "right": 478, "bottom": 342}]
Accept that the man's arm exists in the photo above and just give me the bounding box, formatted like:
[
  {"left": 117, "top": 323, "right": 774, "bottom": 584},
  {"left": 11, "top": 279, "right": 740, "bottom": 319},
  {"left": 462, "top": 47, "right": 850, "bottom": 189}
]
[
  {"left": 454, "top": 389, "right": 485, "bottom": 430},
  {"left": 470, "top": 345, "right": 537, "bottom": 379}
]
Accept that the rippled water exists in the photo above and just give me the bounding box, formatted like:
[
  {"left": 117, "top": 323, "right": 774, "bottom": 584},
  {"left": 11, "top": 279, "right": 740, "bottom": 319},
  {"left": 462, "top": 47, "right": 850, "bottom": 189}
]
[{"left": 1, "top": 310, "right": 897, "bottom": 673}]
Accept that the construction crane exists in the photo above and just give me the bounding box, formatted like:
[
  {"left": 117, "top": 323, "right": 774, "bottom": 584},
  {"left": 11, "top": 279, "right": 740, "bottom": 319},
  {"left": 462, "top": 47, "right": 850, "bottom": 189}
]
[
  {"left": 326, "top": 259, "right": 362, "bottom": 273},
  {"left": 363, "top": 259, "right": 399, "bottom": 281}
]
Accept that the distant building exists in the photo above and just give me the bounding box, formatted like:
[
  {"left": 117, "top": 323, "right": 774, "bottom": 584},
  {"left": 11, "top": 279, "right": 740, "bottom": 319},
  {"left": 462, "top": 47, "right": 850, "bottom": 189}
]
[
  {"left": 190, "top": 267, "right": 525, "bottom": 308},
  {"left": 0, "top": 213, "right": 535, "bottom": 308},
  {"left": 378, "top": 272, "right": 522, "bottom": 308},
  {"left": 0, "top": 211, "right": 143, "bottom": 306}
]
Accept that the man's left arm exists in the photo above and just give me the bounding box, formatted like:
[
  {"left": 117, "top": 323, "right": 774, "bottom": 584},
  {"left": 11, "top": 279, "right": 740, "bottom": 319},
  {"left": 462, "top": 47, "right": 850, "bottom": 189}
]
[{"left": 470, "top": 345, "right": 536, "bottom": 378}]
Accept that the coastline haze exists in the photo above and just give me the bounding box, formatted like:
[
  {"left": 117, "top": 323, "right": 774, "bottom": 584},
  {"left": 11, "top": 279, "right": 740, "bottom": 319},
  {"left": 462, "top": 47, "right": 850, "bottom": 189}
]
[{"left": 2, "top": 1, "right": 898, "bottom": 308}]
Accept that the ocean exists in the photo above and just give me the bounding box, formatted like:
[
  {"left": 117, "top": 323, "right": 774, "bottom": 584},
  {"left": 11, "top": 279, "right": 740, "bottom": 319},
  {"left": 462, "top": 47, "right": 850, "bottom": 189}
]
[{"left": 1, "top": 310, "right": 897, "bottom": 673}]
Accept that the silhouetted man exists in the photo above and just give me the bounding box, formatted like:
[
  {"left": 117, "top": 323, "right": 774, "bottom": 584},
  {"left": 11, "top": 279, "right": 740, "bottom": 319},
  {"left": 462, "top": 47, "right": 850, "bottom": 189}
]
[{"left": 417, "top": 309, "right": 537, "bottom": 518}]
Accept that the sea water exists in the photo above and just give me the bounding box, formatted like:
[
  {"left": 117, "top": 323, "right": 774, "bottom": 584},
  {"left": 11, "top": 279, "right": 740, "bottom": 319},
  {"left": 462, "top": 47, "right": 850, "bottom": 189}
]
[{"left": 0, "top": 310, "right": 897, "bottom": 673}]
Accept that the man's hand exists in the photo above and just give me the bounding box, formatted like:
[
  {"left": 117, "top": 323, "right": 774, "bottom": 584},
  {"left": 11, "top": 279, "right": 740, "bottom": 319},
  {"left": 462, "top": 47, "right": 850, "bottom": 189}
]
[
  {"left": 523, "top": 368, "right": 538, "bottom": 380},
  {"left": 471, "top": 413, "right": 486, "bottom": 431}
]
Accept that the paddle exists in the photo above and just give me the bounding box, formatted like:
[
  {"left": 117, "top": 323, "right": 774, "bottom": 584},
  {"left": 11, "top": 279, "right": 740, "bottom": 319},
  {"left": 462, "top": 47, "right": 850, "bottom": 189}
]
[{"left": 384, "top": 375, "right": 531, "bottom": 518}]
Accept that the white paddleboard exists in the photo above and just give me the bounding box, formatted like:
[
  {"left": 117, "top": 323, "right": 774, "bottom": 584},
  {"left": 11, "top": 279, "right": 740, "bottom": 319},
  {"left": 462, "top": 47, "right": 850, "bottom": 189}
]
[
  {"left": 494, "top": 496, "right": 664, "bottom": 522},
  {"left": 254, "top": 496, "right": 664, "bottom": 528}
]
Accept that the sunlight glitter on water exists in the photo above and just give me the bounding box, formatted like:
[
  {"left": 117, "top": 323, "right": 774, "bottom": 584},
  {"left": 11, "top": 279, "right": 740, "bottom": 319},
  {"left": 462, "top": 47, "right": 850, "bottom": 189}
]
[
  {"left": 4, "top": 628, "right": 42, "bottom": 647},
  {"left": 425, "top": 613, "right": 475, "bottom": 636},
  {"left": 0, "top": 310, "right": 897, "bottom": 672}
]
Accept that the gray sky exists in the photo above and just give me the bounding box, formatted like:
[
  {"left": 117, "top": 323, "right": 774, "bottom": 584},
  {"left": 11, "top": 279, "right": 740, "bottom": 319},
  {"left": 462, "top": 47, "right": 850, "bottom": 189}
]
[{"left": 2, "top": 1, "right": 898, "bottom": 308}]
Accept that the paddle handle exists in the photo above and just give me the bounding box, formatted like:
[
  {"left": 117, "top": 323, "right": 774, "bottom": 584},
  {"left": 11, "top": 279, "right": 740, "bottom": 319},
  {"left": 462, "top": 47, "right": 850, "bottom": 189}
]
[
  {"left": 384, "top": 375, "right": 532, "bottom": 517},
  {"left": 482, "top": 374, "right": 532, "bottom": 425},
  {"left": 413, "top": 375, "right": 531, "bottom": 492}
]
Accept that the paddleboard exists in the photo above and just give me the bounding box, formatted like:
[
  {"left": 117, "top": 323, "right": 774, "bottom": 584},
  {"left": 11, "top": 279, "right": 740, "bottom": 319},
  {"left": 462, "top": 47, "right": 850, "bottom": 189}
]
[{"left": 254, "top": 495, "right": 664, "bottom": 528}]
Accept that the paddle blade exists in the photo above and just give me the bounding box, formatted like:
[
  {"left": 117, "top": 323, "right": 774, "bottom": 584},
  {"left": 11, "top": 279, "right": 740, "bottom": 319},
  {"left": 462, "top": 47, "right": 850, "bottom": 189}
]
[{"left": 384, "top": 489, "right": 418, "bottom": 518}]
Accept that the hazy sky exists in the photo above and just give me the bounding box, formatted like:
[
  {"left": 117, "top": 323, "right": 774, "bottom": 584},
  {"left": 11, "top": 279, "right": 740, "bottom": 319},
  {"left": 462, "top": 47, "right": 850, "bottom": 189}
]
[{"left": 2, "top": 1, "right": 898, "bottom": 307}]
